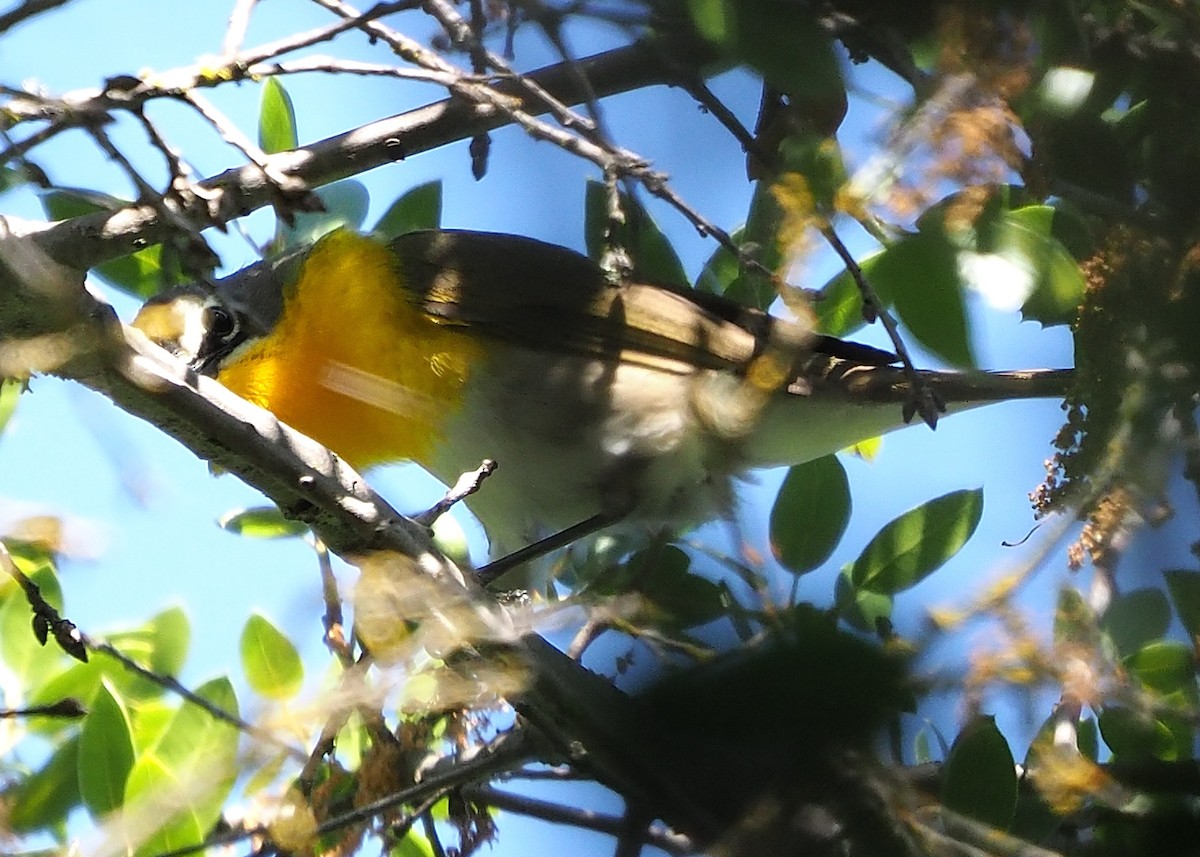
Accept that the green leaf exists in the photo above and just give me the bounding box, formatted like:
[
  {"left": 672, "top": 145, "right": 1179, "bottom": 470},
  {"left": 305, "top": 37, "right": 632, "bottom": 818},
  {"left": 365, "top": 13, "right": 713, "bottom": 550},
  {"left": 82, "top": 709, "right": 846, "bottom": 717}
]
[
  {"left": 834, "top": 568, "right": 893, "bottom": 634},
  {"left": 1164, "top": 569, "right": 1200, "bottom": 643},
  {"left": 391, "top": 827, "right": 437, "bottom": 857},
  {"left": 941, "top": 716, "right": 1018, "bottom": 830},
  {"left": 8, "top": 735, "right": 82, "bottom": 833},
  {"left": 259, "top": 78, "right": 298, "bottom": 154},
  {"left": 1053, "top": 586, "right": 1097, "bottom": 649},
  {"left": 125, "top": 754, "right": 206, "bottom": 856},
  {"left": 1101, "top": 588, "right": 1170, "bottom": 657},
  {"left": 1125, "top": 641, "right": 1195, "bottom": 695},
  {"left": 1001, "top": 206, "right": 1086, "bottom": 327},
  {"left": 277, "top": 179, "right": 371, "bottom": 248},
  {"left": 884, "top": 232, "right": 975, "bottom": 368},
  {"left": 40, "top": 188, "right": 185, "bottom": 299},
  {"left": 815, "top": 250, "right": 882, "bottom": 337},
  {"left": 0, "top": 547, "right": 64, "bottom": 681},
  {"left": 1099, "top": 705, "right": 1177, "bottom": 761},
  {"left": 696, "top": 237, "right": 740, "bottom": 295},
  {"left": 584, "top": 181, "right": 688, "bottom": 287},
  {"left": 849, "top": 489, "right": 984, "bottom": 595},
  {"left": 219, "top": 506, "right": 308, "bottom": 539},
  {"left": 124, "top": 678, "right": 240, "bottom": 857},
  {"left": 725, "top": 182, "right": 787, "bottom": 310},
  {"left": 79, "top": 680, "right": 135, "bottom": 816},
  {"left": 372, "top": 181, "right": 444, "bottom": 239},
  {"left": 241, "top": 613, "right": 304, "bottom": 699},
  {"left": 689, "top": 0, "right": 842, "bottom": 99},
  {"left": 0, "top": 377, "right": 22, "bottom": 436},
  {"left": 627, "top": 545, "right": 725, "bottom": 629},
  {"left": 145, "top": 605, "right": 190, "bottom": 677},
  {"left": 769, "top": 455, "right": 851, "bottom": 574}
]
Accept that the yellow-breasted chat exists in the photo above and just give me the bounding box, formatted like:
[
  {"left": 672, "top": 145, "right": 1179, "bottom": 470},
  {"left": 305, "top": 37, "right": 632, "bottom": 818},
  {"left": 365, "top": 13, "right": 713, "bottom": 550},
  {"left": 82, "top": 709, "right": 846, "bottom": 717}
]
[{"left": 132, "top": 228, "right": 1071, "bottom": 560}]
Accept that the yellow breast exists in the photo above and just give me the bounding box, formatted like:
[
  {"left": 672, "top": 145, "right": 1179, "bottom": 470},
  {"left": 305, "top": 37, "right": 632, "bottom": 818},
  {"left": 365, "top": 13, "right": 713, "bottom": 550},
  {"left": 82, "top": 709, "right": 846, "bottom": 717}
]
[{"left": 215, "top": 231, "right": 484, "bottom": 469}]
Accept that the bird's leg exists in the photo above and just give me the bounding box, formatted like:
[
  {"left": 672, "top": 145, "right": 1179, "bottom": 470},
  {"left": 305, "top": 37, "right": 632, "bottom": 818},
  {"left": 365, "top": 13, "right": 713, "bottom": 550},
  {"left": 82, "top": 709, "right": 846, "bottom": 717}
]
[{"left": 476, "top": 510, "right": 625, "bottom": 589}]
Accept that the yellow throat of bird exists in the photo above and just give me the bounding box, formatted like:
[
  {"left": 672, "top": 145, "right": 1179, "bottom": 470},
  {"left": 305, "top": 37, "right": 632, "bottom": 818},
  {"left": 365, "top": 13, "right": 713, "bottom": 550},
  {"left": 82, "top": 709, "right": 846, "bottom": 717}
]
[{"left": 214, "top": 231, "right": 484, "bottom": 469}]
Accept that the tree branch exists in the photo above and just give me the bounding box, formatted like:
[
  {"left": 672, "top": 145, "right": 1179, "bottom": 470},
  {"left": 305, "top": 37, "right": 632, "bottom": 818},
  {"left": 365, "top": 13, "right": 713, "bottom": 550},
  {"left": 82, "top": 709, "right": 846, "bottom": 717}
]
[{"left": 29, "top": 41, "right": 684, "bottom": 271}]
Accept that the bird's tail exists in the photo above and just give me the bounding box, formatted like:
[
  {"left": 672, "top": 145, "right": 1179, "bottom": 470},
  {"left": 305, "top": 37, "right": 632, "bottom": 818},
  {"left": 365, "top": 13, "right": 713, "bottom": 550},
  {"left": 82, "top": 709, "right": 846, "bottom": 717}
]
[{"left": 741, "top": 352, "right": 1074, "bottom": 470}]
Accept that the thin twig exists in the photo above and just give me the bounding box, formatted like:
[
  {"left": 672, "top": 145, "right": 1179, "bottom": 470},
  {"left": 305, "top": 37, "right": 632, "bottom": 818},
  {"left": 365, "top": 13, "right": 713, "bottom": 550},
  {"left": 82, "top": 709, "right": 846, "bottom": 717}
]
[
  {"left": 0, "top": 0, "right": 74, "bottom": 32},
  {"left": 819, "top": 223, "right": 942, "bottom": 427},
  {"left": 222, "top": 0, "right": 259, "bottom": 58},
  {"left": 416, "top": 459, "right": 497, "bottom": 527},
  {"left": 461, "top": 785, "right": 692, "bottom": 855}
]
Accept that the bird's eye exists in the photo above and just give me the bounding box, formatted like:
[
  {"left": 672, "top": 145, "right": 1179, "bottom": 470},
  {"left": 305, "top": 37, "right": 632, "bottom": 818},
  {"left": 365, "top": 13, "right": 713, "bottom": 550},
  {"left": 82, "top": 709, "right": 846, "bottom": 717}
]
[{"left": 204, "top": 304, "right": 239, "bottom": 343}]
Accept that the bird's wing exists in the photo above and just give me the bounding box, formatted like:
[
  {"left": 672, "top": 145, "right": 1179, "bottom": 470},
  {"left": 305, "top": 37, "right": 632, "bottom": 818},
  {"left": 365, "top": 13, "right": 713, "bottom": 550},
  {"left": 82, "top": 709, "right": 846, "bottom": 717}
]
[{"left": 389, "top": 229, "right": 810, "bottom": 375}]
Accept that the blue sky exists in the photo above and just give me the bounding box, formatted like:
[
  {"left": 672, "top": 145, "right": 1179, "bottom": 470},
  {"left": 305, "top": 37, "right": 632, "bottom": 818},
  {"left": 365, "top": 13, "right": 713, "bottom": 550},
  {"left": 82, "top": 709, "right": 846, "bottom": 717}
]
[{"left": 0, "top": 1, "right": 1147, "bottom": 852}]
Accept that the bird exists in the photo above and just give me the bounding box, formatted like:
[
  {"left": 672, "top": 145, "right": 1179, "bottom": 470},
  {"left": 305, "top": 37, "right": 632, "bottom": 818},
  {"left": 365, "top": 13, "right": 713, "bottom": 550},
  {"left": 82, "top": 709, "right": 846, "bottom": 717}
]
[{"left": 132, "top": 227, "right": 1072, "bottom": 565}]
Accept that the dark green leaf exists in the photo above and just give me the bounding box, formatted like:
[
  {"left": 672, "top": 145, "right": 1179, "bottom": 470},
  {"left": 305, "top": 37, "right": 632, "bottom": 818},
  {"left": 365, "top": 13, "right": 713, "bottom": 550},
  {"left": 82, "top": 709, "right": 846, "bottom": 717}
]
[
  {"left": 849, "top": 489, "right": 984, "bottom": 595},
  {"left": 1099, "top": 705, "right": 1177, "bottom": 761},
  {"left": 258, "top": 78, "right": 298, "bottom": 154},
  {"left": 372, "top": 181, "right": 444, "bottom": 239},
  {"left": 629, "top": 546, "right": 725, "bottom": 628},
  {"left": 942, "top": 716, "right": 1018, "bottom": 830},
  {"left": 884, "top": 232, "right": 975, "bottom": 367},
  {"left": 1101, "top": 588, "right": 1170, "bottom": 658},
  {"left": 241, "top": 613, "right": 304, "bottom": 699},
  {"left": 1164, "top": 569, "right": 1200, "bottom": 643},
  {"left": 769, "top": 455, "right": 851, "bottom": 574},
  {"left": 8, "top": 735, "right": 82, "bottom": 832},
  {"left": 689, "top": 0, "right": 842, "bottom": 99},
  {"left": 219, "top": 506, "right": 308, "bottom": 539},
  {"left": 78, "top": 681, "right": 135, "bottom": 816},
  {"left": 584, "top": 181, "right": 688, "bottom": 287}
]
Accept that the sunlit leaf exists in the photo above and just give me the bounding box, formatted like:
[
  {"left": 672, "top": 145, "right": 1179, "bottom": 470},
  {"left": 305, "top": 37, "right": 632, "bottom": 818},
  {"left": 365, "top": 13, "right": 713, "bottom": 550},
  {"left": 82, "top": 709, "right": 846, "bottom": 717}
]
[
  {"left": 849, "top": 489, "right": 984, "bottom": 595},
  {"left": 241, "top": 613, "right": 304, "bottom": 699},
  {"left": 78, "top": 680, "right": 135, "bottom": 816},
  {"left": 259, "top": 78, "right": 298, "bottom": 154},
  {"left": 0, "top": 549, "right": 64, "bottom": 681},
  {"left": 391, "top": 827, "right": 437, "bottom": 857},
  {"left": 219, "top": 506, "right": 308, "bottom": 539},
  {"left": 999, "top": 206, "right": 1086, "bottom": 327},
  {"left": 769, "top": 455, "right": 851, "bottom": 574},
  {"left": 125, "top": 678, "right": 239, "bottom": 857},
  {"left": 834, "top": 569, "right": 893, "bottom": 634},
  {"left": 0, "top": 378, "right": 22, "bottom": 436},
  {"left": 372, "top": 180, "right": 444, "bottom": 239},
  {"left": 942, "top": 716, "right": 1017, "bottom": 830}
]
